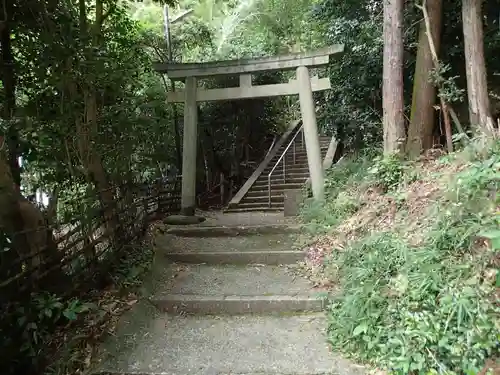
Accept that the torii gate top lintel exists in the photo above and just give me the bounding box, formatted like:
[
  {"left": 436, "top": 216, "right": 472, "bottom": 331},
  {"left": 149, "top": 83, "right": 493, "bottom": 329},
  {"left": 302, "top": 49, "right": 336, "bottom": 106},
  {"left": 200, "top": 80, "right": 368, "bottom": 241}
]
[
  {"left": 168, "top": 45, "right": 345, "bottom": 215},
  {"left": 153, "top": 44, "right": 344, "bottom": 80}
]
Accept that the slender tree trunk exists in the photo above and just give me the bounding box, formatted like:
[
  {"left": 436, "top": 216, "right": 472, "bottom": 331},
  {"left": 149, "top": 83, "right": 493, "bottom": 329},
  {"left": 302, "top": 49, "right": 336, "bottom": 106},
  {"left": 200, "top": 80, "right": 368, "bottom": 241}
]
[
  {"left": 159, "top": 75, "right": 182, "bottom": 171},
  {"left": 0, "top": 10, "right": 25, "bottom": 283},
  {"left": 171, "top": 82, "right": 183, "bottom": 171},
  {"left": 0, "top": 139, "right": 24, "bottom": 283},
  {"left": 46, "top": 186, "right": 59, "bottom": 226},
  {"left": 462, "top": 0, "right": 496, "bottom": 134},
  {"left": 7, "top": 130, "right": 21, "bottom": 191},
  {"left": 0, "top": 11, "right": 63, "bottom": 287},
  {"left": 73, "top": 0, "right": 118, "bottom": 245},
  {"left": 0, "top": 18, "right": 22, "bottom": 190},
  {"left": 407, "top": 0, "right": 443, "bottom": 157},
  {"left": 0, "top": 17, "right": 15, "bottom": 126},
  {"left": 383, "top": 0, "right": 406, "bottom": 154}
]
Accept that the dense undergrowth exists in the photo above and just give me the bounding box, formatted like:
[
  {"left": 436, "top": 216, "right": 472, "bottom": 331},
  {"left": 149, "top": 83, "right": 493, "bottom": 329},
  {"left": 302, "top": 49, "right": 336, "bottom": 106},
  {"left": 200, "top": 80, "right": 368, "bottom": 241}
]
[
  {"left": 3, "top": 228, "right": 158, "bottom": 375},
  {"left": 301, "top": 139, "right": 500, "bottom": 375}
]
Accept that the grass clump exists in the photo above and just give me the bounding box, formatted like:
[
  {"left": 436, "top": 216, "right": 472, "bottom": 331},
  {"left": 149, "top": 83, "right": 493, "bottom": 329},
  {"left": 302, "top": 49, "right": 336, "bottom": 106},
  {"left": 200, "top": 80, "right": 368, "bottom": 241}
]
[
  {"left": 310, "top": 140, "right": 500, "bottom": 374},
  {"left": 327, "top": 229, "right": 498, "bottom": 374},
  {"left": 368, "top": 153, "right": 406, "bottom": 192},
  {"left": 300, "top": 151, "right": 376, "bottom": 232}
]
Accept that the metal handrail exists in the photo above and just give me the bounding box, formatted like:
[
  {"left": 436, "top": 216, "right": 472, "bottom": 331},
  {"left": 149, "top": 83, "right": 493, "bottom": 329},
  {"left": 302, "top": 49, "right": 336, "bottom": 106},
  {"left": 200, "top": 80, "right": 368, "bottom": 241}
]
[{"left": 267, "top": 124, "right": 304, "bottom": 207}]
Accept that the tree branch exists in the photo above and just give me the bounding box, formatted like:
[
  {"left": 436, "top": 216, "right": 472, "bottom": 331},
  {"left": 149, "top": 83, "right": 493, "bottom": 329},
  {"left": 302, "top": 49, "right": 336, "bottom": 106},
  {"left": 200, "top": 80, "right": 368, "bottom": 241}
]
[
  {"left": 101, "top": 3, "right": 117, "bottom": 24},
  {"left": 416, "top": 0, "right": 459, "bottom": 151}
]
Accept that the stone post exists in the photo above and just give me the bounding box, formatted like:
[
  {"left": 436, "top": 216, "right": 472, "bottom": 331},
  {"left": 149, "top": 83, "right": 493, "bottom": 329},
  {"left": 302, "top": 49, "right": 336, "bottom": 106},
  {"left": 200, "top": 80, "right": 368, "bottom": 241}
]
[
  {"left": 296, "top": 65, "right": 324, "bottom": 201},
  {"left": 180, "top": 76, "right": 198, "bottom": 216}
]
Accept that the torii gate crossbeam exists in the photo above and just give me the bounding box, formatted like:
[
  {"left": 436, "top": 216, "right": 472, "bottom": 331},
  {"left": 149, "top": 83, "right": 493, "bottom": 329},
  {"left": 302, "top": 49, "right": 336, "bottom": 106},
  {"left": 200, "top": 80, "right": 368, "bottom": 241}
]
[{"left": 154, "top": 45, "right": 344, "bottom": 216}]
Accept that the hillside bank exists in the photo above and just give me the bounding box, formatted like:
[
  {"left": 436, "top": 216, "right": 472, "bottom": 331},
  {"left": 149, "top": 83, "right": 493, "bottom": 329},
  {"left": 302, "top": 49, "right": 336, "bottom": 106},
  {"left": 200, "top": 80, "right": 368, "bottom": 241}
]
[{"left": 299, "top": 139, "right": 500, "bottom": 375}]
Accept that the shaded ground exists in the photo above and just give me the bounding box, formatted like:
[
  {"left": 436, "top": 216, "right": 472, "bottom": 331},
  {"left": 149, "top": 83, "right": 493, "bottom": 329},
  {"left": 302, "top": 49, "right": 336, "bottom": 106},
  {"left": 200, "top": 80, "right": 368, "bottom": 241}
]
[
  {"left": 94, "top": 307, "right": 365, "bottom": 375},
  {"left": 172, "top": 211, "right": 298, "bottom": 227}
]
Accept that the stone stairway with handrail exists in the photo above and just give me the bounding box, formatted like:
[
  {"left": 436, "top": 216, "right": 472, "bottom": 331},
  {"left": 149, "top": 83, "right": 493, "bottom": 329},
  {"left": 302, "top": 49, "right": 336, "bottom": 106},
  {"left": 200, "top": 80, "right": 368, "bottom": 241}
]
[{"left": 226, "top": 123, "right": 333, "bottom": 213}]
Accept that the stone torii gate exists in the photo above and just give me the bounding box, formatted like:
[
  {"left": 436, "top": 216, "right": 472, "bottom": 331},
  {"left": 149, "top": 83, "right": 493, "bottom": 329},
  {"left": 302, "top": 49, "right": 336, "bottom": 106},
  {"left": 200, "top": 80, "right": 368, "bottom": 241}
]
[{"left": 154, "top": 45, "right": 344, "bottom": 216}]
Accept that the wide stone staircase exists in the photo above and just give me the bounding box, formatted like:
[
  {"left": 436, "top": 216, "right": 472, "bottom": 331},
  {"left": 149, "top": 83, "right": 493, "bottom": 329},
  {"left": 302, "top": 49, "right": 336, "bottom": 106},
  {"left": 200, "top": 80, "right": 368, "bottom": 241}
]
[
  {"left": 226, "top": 124, "right": 334, "bottom": 213},
  {"left": 92, "top": 213, "right": 365, "bottom": 375}
]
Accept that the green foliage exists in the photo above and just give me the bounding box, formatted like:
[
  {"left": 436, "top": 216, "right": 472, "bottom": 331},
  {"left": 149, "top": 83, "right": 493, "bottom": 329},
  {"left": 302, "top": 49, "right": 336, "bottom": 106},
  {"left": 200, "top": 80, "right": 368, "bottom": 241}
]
[
  {"left": 43, "top": 240, "right": 156, "bottom": 375},
  {"left": 10, "top": 293, "right": 94, "bottom": 361},
  {"left": 324, "top": 141, "right": 500, "bottom": 374},
  {"left": 301, "top": 151, "right": 375, "bottom": 231},
  {"left": 110, "top": 241, "right": 156, "bottom": 289},
  {"left": 428, "top": 63, "right": 465, "bottom": 104},
  {"left": 368, "top": 154, "right": 405, "bottom": 192},
  {"left": 314, "top": 11, "right": 385, "bottom": 150},
  {"left": 5, "top": 0, "right": 500, "bottom": 373},
  {"left": 312, "top": 0, "right": 500, "bottom": 151}
]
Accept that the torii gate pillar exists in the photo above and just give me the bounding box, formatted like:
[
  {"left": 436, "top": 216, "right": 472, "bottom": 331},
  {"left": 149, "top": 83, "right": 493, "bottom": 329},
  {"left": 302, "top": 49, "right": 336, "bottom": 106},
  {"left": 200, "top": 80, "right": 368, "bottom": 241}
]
[
  {"left": 180, "top": 76, "right": 198, "bottom": 216},
  {"left": 297, "top": 66, "right": 324, "bottom": 201}
]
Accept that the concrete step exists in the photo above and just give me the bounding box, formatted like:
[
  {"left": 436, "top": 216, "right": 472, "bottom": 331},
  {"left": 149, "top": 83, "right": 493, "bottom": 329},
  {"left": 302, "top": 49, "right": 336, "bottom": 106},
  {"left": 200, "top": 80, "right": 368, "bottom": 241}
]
[
  {"left": 263, "top": 166, "right": 310, "bottom": 174},
  {"left": 93, "top": 307, "right": 364, "bottom": 375},
  {"left": 265, "top": 137, "right": 329, "bottom": 160},
  {"left": 224, "top": 206, "right": 284, "bottom": 213},
  {"left": 224, "top": 135, "right": 332, "bottom": 213},
  {"left": 156, "top": 232, "right": 298, "bottom": 253},
  {"left": 234, "top": 201, "right": 284, "bottom": 210},
  {"left": 249, "top": 182, "right": 304, "bottom": 192},
  {"left": 267, "top": 152, "right": 329, "bottom": 166},
  {"left": 153, "top": 294, "right": 320, "bottom": 315},
  {"left": 241, "top": 194, "right": 284, "bottom": 204},
  {"left": 254, "top": 175, "right": 308, "bottom": 185},
  {"left": 163, "top": 223, "right": 302, "bottom": 237},
  {"left": 165, "top": 250, "right": 305, "bottom": 265},
  {"left": 258, "top": 171, "right": 310, "bottom": 179},
  {"left": 270, "top": 158, "right": 309, "bottom": 166},
  {"left": 245, "top": 188, "right": 300, "bottom": 198},
  {"left": 255, "top": 172, "right": 309, "bottom": 185},
  {"left": 268, "top": 150, "right": 328, "bottom": 164},
  {"left": 156, "top": 232, "right": 304, "bottom": 265},
  {"left": 241, "top": 195, "right": 284, "bottom": 205},
  {"left": 284, "top": 140, "right": 331, "bottom": 148},
  {"left": 268, "top": 146, "right": 329, "bottom": 162},
  {"left": 266, "top": 158, "right": 308, "bottom": 168},
  {"left": 150, "top": 264, "right": 323, "bottom": 315},
  {"left": 259, "top": 173, "right": 309, "bottom": 183}
]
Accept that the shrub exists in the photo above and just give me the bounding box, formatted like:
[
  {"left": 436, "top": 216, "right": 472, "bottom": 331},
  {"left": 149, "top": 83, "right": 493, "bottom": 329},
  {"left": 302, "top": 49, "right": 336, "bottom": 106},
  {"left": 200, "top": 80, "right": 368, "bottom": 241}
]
[
  {"left": 368, "top": 153, "right": 405, "bottom": 192},
  {"left": 325, "top": 140, "right": 500, "bottom": 374},
  {"left": 300, "top": 151, "right": 376, "bottom": 231}
]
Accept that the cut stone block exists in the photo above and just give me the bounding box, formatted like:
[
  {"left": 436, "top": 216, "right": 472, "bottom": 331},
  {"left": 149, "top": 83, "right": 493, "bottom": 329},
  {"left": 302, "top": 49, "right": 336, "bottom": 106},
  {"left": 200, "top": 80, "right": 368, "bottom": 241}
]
[{"left": 283, "top": 188, "right": 305, "bottom": 217}]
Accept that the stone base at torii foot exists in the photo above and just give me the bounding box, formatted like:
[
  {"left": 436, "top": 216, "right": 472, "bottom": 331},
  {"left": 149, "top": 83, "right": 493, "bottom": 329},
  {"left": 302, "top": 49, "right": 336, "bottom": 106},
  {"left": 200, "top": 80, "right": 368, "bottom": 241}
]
[{"left": 153, "top": 45, "right": 344, "bottom": 215}]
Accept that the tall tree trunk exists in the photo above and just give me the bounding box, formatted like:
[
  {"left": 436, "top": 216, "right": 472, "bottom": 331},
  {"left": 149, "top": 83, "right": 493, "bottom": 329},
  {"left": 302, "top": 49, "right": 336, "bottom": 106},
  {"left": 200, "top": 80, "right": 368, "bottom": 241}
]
[
  {"left": 462, "top": 0, "right": 496, "bottom": 134},
  {"left": 382, "top": 0, "right": 406, "bottom": 154},
  {"left": 0, "top": 17, "right": 22, "bottom": 190},
  {"left": 0, "top": 10, "right": 63, "bottom": 288},
  {"left": 0, "top": 9, "right": 24, "bottom": 285},
  {"left": 171, "top": 83, "right": 183, "bottom": 171},
  {"left": 7, "top": 130, "right": 21, "bottom": 191},
  {"left": 0, "top": 139, "right": 25, "bottom": 286},
  {"left": 74, "top": 0, "right": 117, "bottom": 245},
  {"left": 407, "top": 0, "right": 443, "bottom": 157},
  {"left": 159, "top": 75, "right": 182, "bottom": 171}
]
